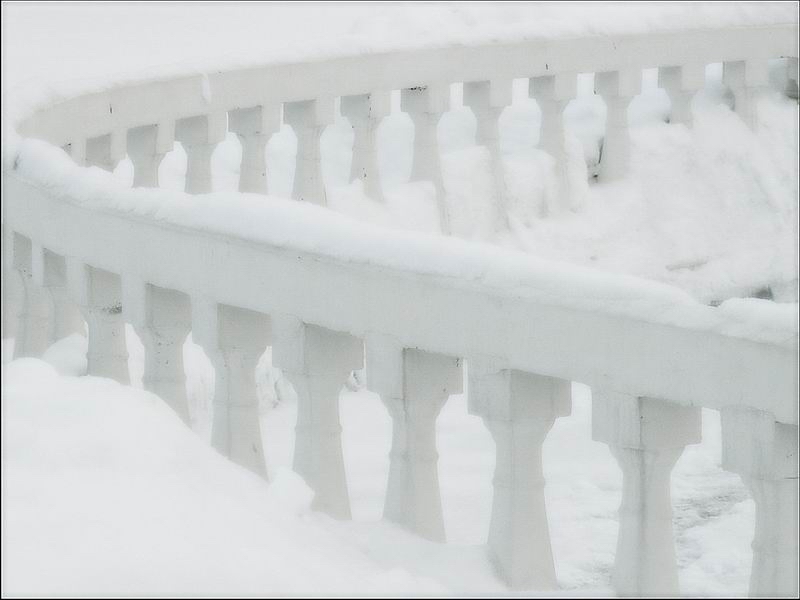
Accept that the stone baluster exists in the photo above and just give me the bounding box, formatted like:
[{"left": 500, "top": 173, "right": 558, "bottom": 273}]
[
  {"left": 11, "top": 235, "right": 51, "bottom": 359},
  {"left": 272, "top": 316, "right": 362, "bottom": 519},
  {"left": 592, "top": 392, "right": 701, "bottom": 596},
  {"left": 193, "top": 299, "right": 271, "bottom": 478},
  {"left": 42, "top": 250, "right": 84, "bottom": 341},
  {"left": 66, "top": 260, "right": 129, "bottom": 383},
  {"left": 175, "top": 113, "right": 227, "bottom": 194},
  {"left": 786, "top": 57, "right": 799, "bottom": 100},
  {"left": 401, "top": 85, "right": 450, "bottom": 232},
  {"left": 284, "top": 98, "right": 334, "bottom": 205},
  {"left": 723, "top": 60, "right": 770, "bottom": 130},
  {"left": 124, "top": 280, "right": 192, "bottom": 423},
  {"left": 1, "top": 223, "right": 22, "bottom": 340},
  {"left": 127, "top": 123, "right": 174, "bottom": 188},
  {"left": 721, "top": 407, "right": 799, "bottom": 598},
  {"left": 229, "top": 105, "right": 280, "bottom": 195},
  {"left": 340, "top": 92, "right": 390, "bottom": 202},
  {"left": 530, "top": 73, "right": 578, "bottom": 213},
  {"left": 463, "top": 79, "right": 512, "bottom": 230},
  {"left": 469, "top": 358, "right": 572, "bottom": 589},
  {"left": 595, "top": 70, "right": 641, "bottom": 182},
  {"left": 366, "top": 334, "right": 462, "bottom": 541},
  {"left": 84, "top": 132, "right": 126, "bottom": 172},
  {"left": 658, "top": 63, "right": 705, "bottom": 127}
]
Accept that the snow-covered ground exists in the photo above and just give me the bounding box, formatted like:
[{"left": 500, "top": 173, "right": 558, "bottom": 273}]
[
  {"left": 2, "top": 2, "right": 797, "bottom": 597},
  {"left": 2, "top": 333, "right": 755, "bottom": 597}
]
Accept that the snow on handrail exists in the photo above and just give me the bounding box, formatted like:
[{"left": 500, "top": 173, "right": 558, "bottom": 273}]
[{"left": 2, "top": 21, "right": 798, "bottom": 597}]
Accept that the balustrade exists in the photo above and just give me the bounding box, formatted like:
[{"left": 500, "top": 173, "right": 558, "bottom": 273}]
[{"left": 2, "top": 22, "right": 798, "bottom": 597}]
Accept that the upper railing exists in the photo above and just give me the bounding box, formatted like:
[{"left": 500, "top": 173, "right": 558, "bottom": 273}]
[{"left": 3, "top": 21, "right": 799, "bottom": 598}]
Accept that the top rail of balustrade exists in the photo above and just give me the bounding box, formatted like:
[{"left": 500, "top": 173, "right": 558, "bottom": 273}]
[
  {"left": 3, "top": 145, "right": 798, "bottom": 423},
  {"left": 15, "top": 23, "right": 799, "bottom": 147}
]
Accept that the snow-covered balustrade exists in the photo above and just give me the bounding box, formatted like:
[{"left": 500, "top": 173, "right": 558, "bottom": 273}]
[{"left": 2, "top": 21, "right": 798, "bottom": 598}]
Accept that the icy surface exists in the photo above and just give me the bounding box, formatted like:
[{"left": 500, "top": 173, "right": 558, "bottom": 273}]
[{"left": 1, "top": 336, "right": 755, "bottom": 597}]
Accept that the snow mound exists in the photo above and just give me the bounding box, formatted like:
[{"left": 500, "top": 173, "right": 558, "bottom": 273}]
[{"left": 0, "top": 358, "right": 445, "bottom": 596}]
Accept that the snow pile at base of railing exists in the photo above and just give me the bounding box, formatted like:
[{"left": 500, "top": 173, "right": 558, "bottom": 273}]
[
  {"left": 9, "top": 138, "right": 798, "bottom": 348},
  {"left": 0, "top": 358, "right": 447, "bottom": 597}
]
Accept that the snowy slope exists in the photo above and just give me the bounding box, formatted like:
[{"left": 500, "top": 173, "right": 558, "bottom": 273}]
[{"left": 2, "top": 335, "right": 755, "bottom": 597}]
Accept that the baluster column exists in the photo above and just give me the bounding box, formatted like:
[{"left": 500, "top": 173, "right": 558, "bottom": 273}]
[
  {"left": 194, "top": 300, "right": 271, "bottom": 477},
  {"left": 786, "top": 57, "right": 799, "bottom": 100},
  {"left": 42, "top": 250, "right": 84, "bottom": 341},
  {"left": 175, "top": 113, "right": 227, "bottom": 194},
  {"left": 723, "top": 60, "right": 770, "bottom": 130},
  {"left": 593, "top": 392, "right": 701, "bottom": 597},
  {"left": 531, "top": 74, "right": 579, "bottom": 213},
  {"left": 84, "top": 132, "right": 126, "bottom": 172},
  {"left": 67, "top": 260, "right": 129, "bottom": 383},
  {"left": 595, "top": 70, "right": 641, "bottom": 183},
  {"left": 12, "top": 235, "right": 51, "bottom": 359},
  {"left": 658, "top": 64, "right": 705, "bottom": 127},
  {"left": 229, "top": 105, "right": 280, "bottom": 195},
  {"left": 721, "top": 407, "right": 799, "bottom": 598},
  {"left": 463, "top": 80, "right": 512, "bottom": 230},
  {"left": 1, "top": 223, "right": 22, "bottom": 340},
  {"left": 273, "top": 316, "right": 362, "bottom": 519},
  {"left": 366, "top": 335, "right": 462, "bottom": 541},
  {"left": 285, "top": 99, "right": 334, "bottom": 205},
  {"left": 402, "top": 85, "right": 450, "bottom": 232},
  {"left": 127, "top": 123, "right": 174, "bottom": 188},
  {"left": 124, "top": 280, "right": 192, "bottom": 423},
  {"left": 469, "top": 359, "right": 571, "bottom": 589},
  {"left": 341, "top": 92, "right": 390, "bottom": 202}
]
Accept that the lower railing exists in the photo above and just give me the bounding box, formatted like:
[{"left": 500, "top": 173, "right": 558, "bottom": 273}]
[{"left": 2, "top": 143, "right": 797, "bottom": 595}]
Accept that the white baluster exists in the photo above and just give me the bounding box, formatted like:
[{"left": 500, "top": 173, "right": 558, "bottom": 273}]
[
  {"left": 721, "top": 407, "right": 799, "bottom": 598},
  {"left": 1, "top": 223, "right": 22, "bottom": 340},
  {"left": 175, "top": 113, "right": 227, "bottom": 194},
  {"left": 531, "top": 73, "right": 579, "bottom": 213},
  {"left": 366, "top": 334, "right": 462, "bottom": 541},
  {"left": 42, "top": 250, "right": 84, "bottom": 341},
  {"left": 194, "top": 301, "right": 270, "bottom": 478},
  {"left": 786, "top": 57, "right": 799, "bottom": 100},
  {"left": 273, "top": 316, "right": 362, "bottom": 519},
  {"left": 723, "top": 60, "right": 770, "bottom": 130},
  {"left": 595, "top": 70, "right": 641, "bottom": 182},
  {"left": 285, "top": 98, "right": 334, "bottom": 205},
  {"left": 127, "top": 123, "right": 173, "bottom": 188},
  {"left": 592, "top": 392, "right": 701, "bottom": 597},
  {"left": 85, "top": 135, "right": 115, "bottom": 171},
  {"left": 340, "top": 92, "right": 390, "bottom": 202},
  {"left": 658, "top": 64, "right": 705, "bottom": 127},
  {"left": 12, "top": 235, "right": 51, "bottom": 358},
  {"left": 469, "top": 359, "right": 571, "bottom": 589},
  {"left": 124, "top": 279, "right": 192, "bottom": 423},
  {"left": 66, "top": 260, "right": 129, "bottom": 383},
  {"left": 463, "top": 79, "right": 512, "bottom": 230},
  {"left": 401, "top": 85, "right": 450, "bottom": 232},
  {"left": 229, "top": 105, "right": 280, "bottom": 195}
]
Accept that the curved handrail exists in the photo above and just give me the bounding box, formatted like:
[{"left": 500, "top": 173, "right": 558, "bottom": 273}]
[{"left": 14, "top": 23, "right": 798, "bottom": 150}]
